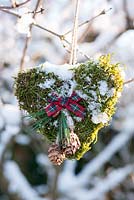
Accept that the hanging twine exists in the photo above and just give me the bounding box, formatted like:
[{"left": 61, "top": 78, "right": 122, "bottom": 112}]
[{"left": 69, "top": 0, "right": 80, "bottom": 65}]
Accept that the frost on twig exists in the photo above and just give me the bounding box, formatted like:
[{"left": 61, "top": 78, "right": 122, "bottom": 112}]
[
  {"left": 16, "top": 13, "right": 35, "bottom": 36},
  {"left": 4, "top": 161, "right": 46, "bottom": 200},
  {"left": 77, "top": 131, "right": 134, "bottom": 185},
  {"left": 0, "top": 0, "right": 31, "bottom": 10},
  {"left": 68, "top": 164, "right": 134, "bottom": 200},
  {"left": 19, "top": 0, "right": 43, "bottom": 71},
  {"left": 57, "top": 130, "right": 134, "bottom": 194}
]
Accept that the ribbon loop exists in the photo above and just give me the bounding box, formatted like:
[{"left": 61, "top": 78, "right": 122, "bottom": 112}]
[{"left": 45, "top": 92, "right": 86, "bottom": 118}]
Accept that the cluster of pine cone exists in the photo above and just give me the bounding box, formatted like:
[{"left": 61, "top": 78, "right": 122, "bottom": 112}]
[{"left": 48, "top": 131, "right": 80, "bottom": 165}]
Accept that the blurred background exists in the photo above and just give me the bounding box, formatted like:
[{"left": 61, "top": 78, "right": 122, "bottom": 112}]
[{"left": 0, "top": 0, "right": 134, "bottom": 200}]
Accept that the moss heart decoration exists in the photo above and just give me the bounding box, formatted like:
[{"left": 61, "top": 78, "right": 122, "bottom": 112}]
[{"left": 15, "top": 55, "right": 124, "bottom": 162}]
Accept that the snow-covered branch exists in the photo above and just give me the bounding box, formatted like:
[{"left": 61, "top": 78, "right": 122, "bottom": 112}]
[
  {"left": 4, "top": 161, "right": 47, "bottom": 200},
  {"left": 69, "top": 164, "right": 134, "bottom": 200},
  {"left": 58, "top": 130, "right": 134, "bottom": 193},
  {"left": 77, "top": 130, "right": 134, "bottom": 185}
]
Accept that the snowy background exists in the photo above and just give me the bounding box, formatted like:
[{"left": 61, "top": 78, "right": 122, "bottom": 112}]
[{"left": 0, "top": 0, "right": 134, "bottom": 200}]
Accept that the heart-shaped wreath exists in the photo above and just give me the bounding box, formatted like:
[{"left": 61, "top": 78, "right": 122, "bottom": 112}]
[{"left": 15, "top": 54, "right": 124, "bottom": 165}]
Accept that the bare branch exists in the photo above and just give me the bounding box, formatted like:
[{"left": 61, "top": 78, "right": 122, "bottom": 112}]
[
  {"left": 62, "top": 38, "right": 90, "bottom": 60},
  {"left": 0, "top": 4, "right": 90, "bottom": 61},
  {"left": 67, "top": 164, "right": 134, "bottom": 200},
  {"left": 19, "top": 37, "right": 30, "bottom": 72},
  {"left": 77, "top": 131, "right": 134, "bottom": 185},
  {"left": 20, "top": 0, "right": 43, "bottom": 72},
  {"left": 61, "top": 38, "right": 90, "bottom": 60},
  {"left": 34, "top": 23, "right": 63, "bottom": 38},
  {"left": 124, "top": 78, "right": 134, "bottom": 85},
  {"left": 1, "top": 9, "right": 21, "bottom": 17},
  {"left": 64, "top": 8, "right": 112, "bottom": 36},
  {"left": 0, "top": 0, "right": 31, "bottom": 10},
  {"left": 10, "top": 0, "right": 17, "bottom": 8},
  {"left": 28, "top": 7, "right": 45, "bottom": 15}
]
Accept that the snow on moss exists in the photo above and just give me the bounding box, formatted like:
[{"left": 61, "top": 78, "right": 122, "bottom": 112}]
[
  {"left": 98, "top": 80, "right": 108, "bottom": 96},
  {"left": 38, "top": 62, "right": 75, "bottom": 80},
  {"left": 39, "top": 79, "right": 55, "bottom": 89},
  {"left": 91, "top": 112, "right": 109, "bottom": 124}
]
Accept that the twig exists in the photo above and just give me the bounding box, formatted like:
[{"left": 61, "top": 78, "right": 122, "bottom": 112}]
[
  {"left": 77, "top": 130, "right": 134, "bottom": 185},
  {"left": 34, "top": 24, "right": 90, "bottom": 59},
  {"left": 10, "top": 0, "right": 17, "bottom": 8},
  {"left": 1, "top": 9, "right": 21, "bottom": 17},
  {"left": 61, "top": 39, "right": 90, "bottom": 59},
  {"left": 34, "top": 23, "right": 63, "bottom": 38},
  {"left": 28, "top": 7, "right": 45, "bottom": 14},
  {"left": 124, "top": 78, "right": 134, "bottom": 85},
  {"left": 20, "top": 37, "right": 30, "bottom": 72},
  {"left": 64, "top": 8, "right": 112, "bottom": 36},
  {"left": 67, "top": 164, "right": 134, "bottom": 200},
  {"left": 86, "top": 164, "right": 134, "bottom": 200},
  {"left": 19, "top": 0, "right": 42, "bottom": 72},
  {"left": 69, "top": 0, "right": 80, "bottom": 65},
  {"left": 50, "top": 167, "right": 61, "bottom": 200},
  {"left": 62, "top": 37, "right": 90, "bottom": 60},
  {"left": 4, "top": 161, "right": 45, "bottom": 200},
  {"left": 58, "top": 131, "right": 134, "bottom": 197},
  {"left": 0, "top": 5, "right": 92, "bottom": 61},
  {"left": 0, "top": 0, "right": 31, "bottom": 9}
]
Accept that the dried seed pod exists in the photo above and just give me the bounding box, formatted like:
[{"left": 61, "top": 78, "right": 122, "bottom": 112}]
[
  {"left": 63, "top": 131, "right": 81, "bottom": 157},
  {"left": 48, "top": 143, "right": 65, "bottom": 165}
]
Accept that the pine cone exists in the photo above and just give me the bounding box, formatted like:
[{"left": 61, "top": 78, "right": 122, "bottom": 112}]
[
  {"left": 63, "top": 131, "right": 81, "bottom": 157},
  {"left": 48, "top": 143, "right": 65, "bottom": 165}
]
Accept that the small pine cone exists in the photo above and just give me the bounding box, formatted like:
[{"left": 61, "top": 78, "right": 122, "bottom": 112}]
[
  {"left": 48, "top": 143, "right": 65, "bottom": 165},
  {"left": 63, "top": 131, "right": 81, "bottom": 157}
]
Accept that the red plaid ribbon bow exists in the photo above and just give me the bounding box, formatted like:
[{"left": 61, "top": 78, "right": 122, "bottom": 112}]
[{"left": 45, "top": 92, "right": 86, "bottom": 119}]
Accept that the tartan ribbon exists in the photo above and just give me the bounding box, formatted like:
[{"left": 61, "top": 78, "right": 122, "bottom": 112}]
[{"left": 45, "top": 92, "right": 86, "bottom": 118}]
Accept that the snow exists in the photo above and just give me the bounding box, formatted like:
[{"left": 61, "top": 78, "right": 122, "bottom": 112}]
[
  {"left": 88, "top": 102, "right": 101, "bottom": 111},
  {"left": 126, "top": 0, "right": 134, "bottom": 19},
  {"left": 38, "top": 63, "right": 77, "bottom": 97},
  {"left": 110, "top": 30, "right": 134, "bottom": 79},
  {"left": 58, "top": 160, "right": 77, "bottom": 192},
  {"left": 70, "top": 164, "right": 134, "bottom": 200},
  {"left": 66, "top": 115, "right": 74, "bottom": 129},
  {"left": 4, "top": 161, "right": 46, "bottom": 200},
  {"left": 16, "top": 13, "right": 35, "bottom": 36},
  {"left": 15, "top": 134, "right": 30, "bottom": 145},
  {"left": 63, "top": 110, "right": 74, "bottom": 129},
  {"left": 91, "top": 112, "right": 109, "bottom": 124},
  {"left": 36, "top": 154, "right": 52, "bottom": 167},
  {"left": 34, "top": 185, "right": 49, "bottom": 195},
  {"left": 88, "top": 90, "right": 97, "bottom": 101},
  {"left": 60, "top": 80, "right": 77, "bottom": 97},
  {"left": 0, "top": 125, "right": 20, "bottom": 159},
  {"left": 76, "top": 90, "right": 89, "bottom": 100},
  {"left": 107, "top": 88, "right": 115, "bottom": 98},
  {"left": 114, "top": 103, "right": 134, "bottom": 132},
  {"left": 0, "top": 115, "right": 4, "bottom": 130},
  {"left": 73, "top": 116, "right": 82, "bottom": 122},
  {"left": 98, "top": 80, "right": 108, "bottom": 96},
  {"left": 0, "top": 0, "right": 134, "bottom": 199},
  {"left": 1, "top": 104, "right": 21, "bottom": 126},
  {"left": 38, "top": 62, "right": 75, "bottom": 80},
  {"left": 77, "top": 130, "right": 134, "bottom": 185},
  {"left": 118, "top": 66, "right": 125, "bottom": 80},
  {"left": 39, "top": 78, "right": 55, "bottom": 89}
]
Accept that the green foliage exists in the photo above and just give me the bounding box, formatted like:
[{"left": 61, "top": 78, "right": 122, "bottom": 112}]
[{"left": 14, "top": 55, "right": 124, "bottom": 160}]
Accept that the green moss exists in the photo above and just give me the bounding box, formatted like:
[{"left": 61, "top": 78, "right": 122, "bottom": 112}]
[{"left": 14, "top": 54, "right": 124, "bottom": 160}]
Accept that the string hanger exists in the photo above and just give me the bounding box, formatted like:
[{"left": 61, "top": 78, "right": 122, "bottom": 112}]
[{"left": 69, "top": 0, "right": 80, "bottom": 65}]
